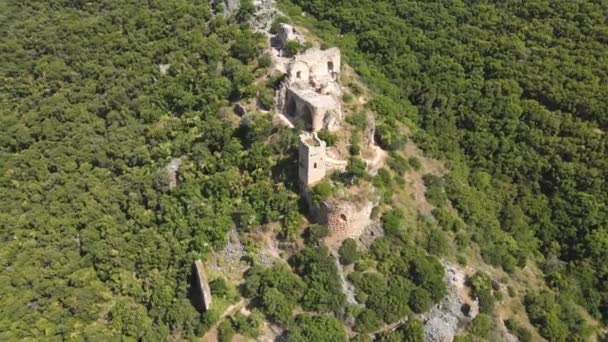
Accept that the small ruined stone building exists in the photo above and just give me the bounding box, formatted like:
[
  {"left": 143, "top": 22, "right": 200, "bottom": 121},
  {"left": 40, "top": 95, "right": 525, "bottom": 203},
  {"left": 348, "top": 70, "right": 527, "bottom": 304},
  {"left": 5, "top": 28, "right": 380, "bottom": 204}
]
[
  {"left": 279, "top": 48, "right": 343, "bottom": 132},
  {"left": 286, "top": 86, "right": 341, "bottom": 132},
  {"left": 276, "top": 23, "right": 305, "bottom": 50},
  {"left": 299, "top": 132, "right": 327, "bottom": 186}
]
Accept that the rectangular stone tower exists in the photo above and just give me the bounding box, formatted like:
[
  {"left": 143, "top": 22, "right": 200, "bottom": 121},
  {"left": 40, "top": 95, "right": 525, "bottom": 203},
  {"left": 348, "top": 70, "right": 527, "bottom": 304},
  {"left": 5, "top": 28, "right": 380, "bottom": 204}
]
[{"left": 299, "top": 132, "right": 327, "bottom": 186}]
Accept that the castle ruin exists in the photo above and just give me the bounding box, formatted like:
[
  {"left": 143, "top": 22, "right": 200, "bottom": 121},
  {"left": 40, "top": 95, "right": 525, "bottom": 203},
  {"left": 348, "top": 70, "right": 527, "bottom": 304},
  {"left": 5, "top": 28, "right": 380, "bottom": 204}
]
[
  {"left": 278, "top": 48, "right": 343, "bottom": 132},
  {"left": 299, "top": 132, "right": 327, "bottom": 186}
]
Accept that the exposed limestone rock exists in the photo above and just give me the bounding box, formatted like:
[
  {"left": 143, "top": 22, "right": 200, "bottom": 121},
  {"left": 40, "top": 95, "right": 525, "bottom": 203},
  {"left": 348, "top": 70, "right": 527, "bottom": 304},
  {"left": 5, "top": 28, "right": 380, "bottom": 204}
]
[
  {"left": 211, "top": 0, "right": 240, "bottom": 16},
  {"left": 158, "top": 63, "right": 170, "bottom": 75},
  {"left": 365, "top": 112, "right": 376, "bottom": 146},
  {"left": 165, "top": 158, "right": 182, "bottom": 190},
  {"left": 358, "top": 222, "right": 384, "bottom": 249},
  {"left": 423, "top": 264, "right": 478, "bottom": 342},
  {"left": 252, "top": 0, "right": 277, "bottom": 32},
  {"left": 193, "top": 260, "right": 212, "bottom": 311}
]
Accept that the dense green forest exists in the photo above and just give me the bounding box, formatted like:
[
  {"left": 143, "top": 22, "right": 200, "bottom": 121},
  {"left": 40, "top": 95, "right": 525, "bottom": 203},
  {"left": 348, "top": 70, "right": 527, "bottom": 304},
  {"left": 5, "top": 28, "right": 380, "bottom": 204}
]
[
  {"left": 0, "top": 0, "right": 304, "bottom": 339},
  {"left": 284, "top": 0, "right": 608, "bottom": 338}
]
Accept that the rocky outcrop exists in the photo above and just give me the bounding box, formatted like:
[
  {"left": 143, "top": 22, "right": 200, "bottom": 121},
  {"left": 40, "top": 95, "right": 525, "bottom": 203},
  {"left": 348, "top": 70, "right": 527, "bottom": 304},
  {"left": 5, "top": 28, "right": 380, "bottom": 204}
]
[
  {"left": 165, "top": 158, "right": 183, "bottom": 190},
  {"left": 211, "top": 0, "right": 240, "bottom": 15},
  {"left": 423, "top": 264, "right": 478, "bottom": 342}
]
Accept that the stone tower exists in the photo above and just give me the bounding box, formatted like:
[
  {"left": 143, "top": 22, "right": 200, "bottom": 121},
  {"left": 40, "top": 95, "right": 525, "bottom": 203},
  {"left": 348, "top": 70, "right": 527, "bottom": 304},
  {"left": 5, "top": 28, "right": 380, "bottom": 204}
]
[{"left": 299, "top": 132, "right": 326, "bottom": 186}]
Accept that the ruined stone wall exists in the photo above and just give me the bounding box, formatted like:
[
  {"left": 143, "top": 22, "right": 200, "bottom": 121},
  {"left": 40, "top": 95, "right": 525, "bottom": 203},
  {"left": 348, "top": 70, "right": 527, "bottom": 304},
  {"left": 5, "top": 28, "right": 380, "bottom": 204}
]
[
  {"left": 319, "top": 199, "right": 373, "bottom": 242},
  {"left": 194, "top": 260, "right": 212, "bottom": 311}
]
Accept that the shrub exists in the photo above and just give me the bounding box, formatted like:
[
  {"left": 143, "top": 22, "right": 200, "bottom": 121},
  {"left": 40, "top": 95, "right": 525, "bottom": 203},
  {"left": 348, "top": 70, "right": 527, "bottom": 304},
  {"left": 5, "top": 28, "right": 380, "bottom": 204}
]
[
  {"left": 284, "top": 40, "right": 304, "bottom": 57},
  {"left": 469, "top": 313, "right": 493, "bottom": 338},
  {"left": 258, "top": 53, "right": 272, "bottom": 68},
  {"left": 258, "top": 88, "right": 275, "bottom": 110},
  {"left": 209, "top": 278, "right": 230, "bottom": 298},
  {"left": 218, "top": 320, "right": 235, "bottom": 342},
  {"left": 310, "top": 180, "right": 334, "bottom": 206},
  {"left": 317, "top": 129, "right": 338, "bottom": 146},
  {"left": 306, "top": 224, "right": 329, "bottom": 244},
  {"left": 504, "top": 319, "right": 532, "bottom": 342},
  {"left": 339, "top": 238, "right": 361, "bottom": 265},
  {"left": 387, "top": 152, "right": 410, "bottom": 176},
  {"left": 382, "top": 209, "right": 406, "bottom": 236},
  {"left": 350, "top": 133, "right": 361, "bottom": 156},
  {"left": 408, "top": 156, "right": 421, "bottom": 171},
  {"left": 409, "top": 287, "right": 433, "bottom": 313},
  {"left": 401, "top": 319, "right": 424, "bottom": 342},
  {"left": 287, "top": 315, "right": 347, "bottom": 342},
  {"left": 342, "top": 93, "right": 355, "bottom": 103},
  {"left": 269, "top": 16, "right": 290, "bottom": 34},
  {"left": 355, "top": 309, "right": 382, "bottom": 333},
  {"left": 346, "top": 111, "right": 367, "bottom": 131}
]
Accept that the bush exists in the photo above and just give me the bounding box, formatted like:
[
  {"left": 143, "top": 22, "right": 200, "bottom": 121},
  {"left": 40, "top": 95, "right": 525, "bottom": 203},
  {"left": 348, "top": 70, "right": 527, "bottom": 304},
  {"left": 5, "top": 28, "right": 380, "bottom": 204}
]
[
  {"left": 409, "top": 287, "right": 433, "bottom": 313},
  {"left": 218, "top": 320, "right": 235, "bottom": 342},
  {"left": 284, "top": 40, "right": 304, "bottom": 57},
  {"left": 401, "top": 319, "right": 424, "bottom": 342},
  {"left": 469, "top": 313, "right": 493, "bottom": 338},
  {"left": 258, "top": 88, "right": 275, "bottom": 110},
  {"left": 287, "top": 315, "right": 347, "bottom": 342},
  {"left": 408, "top": 156, "right": 421, "bottom": 171},
  {"left": 310, "top": 180, "right": 334, "bottom": 206},
  {"left": 350, "top": 133, "right": 361, "bottom": 156},
  {"left": 231, "top": 312, "right": 262, "bottom": 339},
  {"left": 317, "top": 129, "right": 338, "bottom": 146},
  {"left": 387, "top": 152, "right": 410, "bottom": 176},
  {"left": 270, "top": 16, "right": 290, "bottom": 34},
  {"left": 355, "top": 309, "right": 382, "bottom": 333},
  {"left": 258, "top": 53, "right": 272, "bottom": 69},
  {"left": 347, "top": 111, "right": 367, "bottom": 131},
  {"left": 504, "top": 319, "right": 532, "bottom": 342},
  {"left": 343, "top": 93, "right": 355, "bottom": 103},
  {"left": 382, "top": 209, "right": 406, "bottom": 236},
  {"left": 345, "top": 157, "right": 367, "bottom": 183},
  {"left": 209, "top": 278, "right": 230, "bottom": 298},
  {"left": 339, "top": 238, "right": 361, "bottom": 265},
  {"left": 469, "top": 272, "right": 496, "bottom": 314},
  {"left": 306, "top": 224, "right": 329, "bottom": 244}
]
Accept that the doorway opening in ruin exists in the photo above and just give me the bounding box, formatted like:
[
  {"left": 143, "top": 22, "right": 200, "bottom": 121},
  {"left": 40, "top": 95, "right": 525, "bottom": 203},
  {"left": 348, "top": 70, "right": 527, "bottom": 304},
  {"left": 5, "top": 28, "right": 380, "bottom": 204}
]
[
  {"left": 296, "top": 71, "right": 302, "bottom": 79},
  {"left": 302, "top": 105, "right": 313, "bottom": 131},
  {"left": 314, "top": 162, "right": 318, "bottom": 169},
  {"left": 328, "top": 61, "right": 334, "bottom": 72},
  {"left": 286, "top": 93, "right": 297, "bottom": 117}
]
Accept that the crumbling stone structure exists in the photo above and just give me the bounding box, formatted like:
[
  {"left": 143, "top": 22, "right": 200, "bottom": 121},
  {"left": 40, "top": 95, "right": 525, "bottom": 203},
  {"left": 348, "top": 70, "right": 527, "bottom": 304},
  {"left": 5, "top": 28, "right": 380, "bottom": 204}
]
[
  {"left": 193, "top": 260, "right": 212, "bottom": 311},
  {"left": 276, "top": 23, "right": 305, "bottom": 50},
  {"left": 286, "top": 86, "right": 341, "bottom": 132},
  {"left": 319, "top": 199, "right": 373, "bottom": 241},
  {"left": 278, "top": 48, "right": 343, "bottom": 132},
  {"left": 299, "top": 132, "right": 327, "bottom": 186}
]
